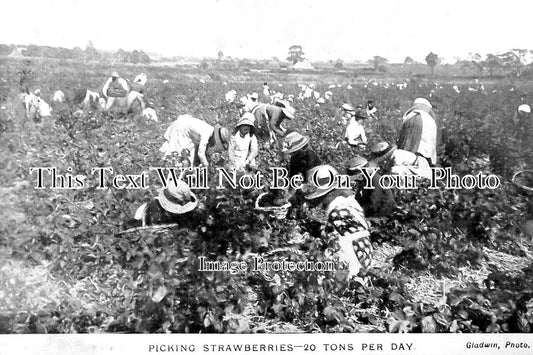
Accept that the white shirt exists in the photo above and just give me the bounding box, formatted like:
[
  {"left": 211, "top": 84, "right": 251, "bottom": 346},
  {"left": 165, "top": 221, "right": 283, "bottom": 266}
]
[
  {"left": 227, "top": 132, "right": 258, "bottom": 170},
  {"left": 344, "top": 119, "right": 367, "bottom": 146},
  {"left": 160, "top": 115, "right": 214, "bottom": 166}
]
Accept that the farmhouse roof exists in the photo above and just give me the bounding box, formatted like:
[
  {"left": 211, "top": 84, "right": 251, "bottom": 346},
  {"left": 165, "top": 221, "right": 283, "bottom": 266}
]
[
  {"left": 293, "top": 60, "right": 315, "bottom": 70},
  {"left": 8, "top": 47, "right": 25, "bottom": 58}
]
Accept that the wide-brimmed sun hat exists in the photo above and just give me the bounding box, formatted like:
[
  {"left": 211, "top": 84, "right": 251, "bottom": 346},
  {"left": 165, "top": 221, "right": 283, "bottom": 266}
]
[
  {"left": 214, "top": 125, "right": 230, "bottom": 150},
  {"left": 250, "top": 92, "right": 259, "bottom": 100},
  {"left": 281, "top": 105, "right": 295, "bottom": 119},
  {"left": 237, "top": 112, "right": 255, "bottom": 128},
  {"left": 341, "top": 103, "right": 355, "bottom": 112},
  {"left": 346, "top": 155, "right": 369, "bottom": 173},
  {"left": 413, "top": 97, "right": 432, "bottom": 108},
  {"left": 518, "top": 104, "right": 531, "bottom": 113},
  {"left": 158, "top": 180, "right": 198, "bottom": 214},
  {"left": 111, "top": 71, "right": 120, "bottom": 78},
  {"left": 305, "top": 165, "right": 340, "bottom": 200},
  {"left": 283, "top": 132, "right": 310, "bottom": 154},
  {"left": 369, "top": 141, "right": 397, "bottom": 162}
]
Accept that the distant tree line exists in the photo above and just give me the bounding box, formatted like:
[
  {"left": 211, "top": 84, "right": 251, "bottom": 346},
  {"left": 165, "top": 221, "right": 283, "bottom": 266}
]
[
  {"left": 0, "top": 43, "right": 151, "bottom": 64},
  {"left": 456, "top": 49, "right": 533, "bottom": 77}
]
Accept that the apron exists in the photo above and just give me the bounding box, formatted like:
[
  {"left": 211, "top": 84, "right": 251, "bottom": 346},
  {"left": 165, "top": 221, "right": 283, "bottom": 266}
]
[{"left": 227, "top": 133, "right": 253, "bottom": 170}]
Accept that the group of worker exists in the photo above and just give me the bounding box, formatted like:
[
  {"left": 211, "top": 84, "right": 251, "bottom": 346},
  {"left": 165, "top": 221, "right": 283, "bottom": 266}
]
[{"left": 127, "top": 87, "right": 440, "bottom": 283}]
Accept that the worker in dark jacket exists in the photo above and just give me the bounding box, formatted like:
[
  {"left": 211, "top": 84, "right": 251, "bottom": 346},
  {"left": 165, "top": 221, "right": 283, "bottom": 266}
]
[
  {"left": 251, "top": 103, "right": 295, "bottom": 149},
  {"left": 283, "top": 132, "right": 322, "bottom": 182},
  {"left": 345, "top": 155, "right": 396, "bottom": 218}
]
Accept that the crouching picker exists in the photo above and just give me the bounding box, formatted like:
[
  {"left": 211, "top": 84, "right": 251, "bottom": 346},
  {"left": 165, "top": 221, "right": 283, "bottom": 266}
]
[
  {"left": 253, "top": 164, "right": 373, "bottom": 284},
  {"left": 305, "top": 165, "right": 373, "bottom": 279}
]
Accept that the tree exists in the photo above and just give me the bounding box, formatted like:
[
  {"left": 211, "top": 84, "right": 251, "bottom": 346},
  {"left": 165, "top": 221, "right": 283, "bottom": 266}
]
[
  {"left": 425, "top": 52, "right": 439, "bottom": 75},
  {"left": 469, "top": 53, "right": 485, "bottom": 75},
  {"left": 0, "top": 44, "right": 13, "bottom": 56},
  {"left": 287, "top": 45, "right": 305, "bottom": 64},
  {"left": 485, "top": 54, "right": 502, "bottom": 77},
  {"left": 404, "top": 56, "right": 415, "bottom": 65},
  {"left": 498, "top": 49, "right": 528, "bottom": 76},
  {"left": 217, "top": 50, "right": 224, "bottom": 61},
  {"left": 456, "top": 60, "right": 473, "bottom": 76},
  {"left": 334, "top": 59, "right": 344, "bottom": 69},
  {"left": 85, "top": 41, "right": 100, "bottom": 61},
  {"left": 368, "top": 56, "right": 388, "bottom": 71},
  {"left": 72, "top": 46, "right": 85, "bottom": 61}
]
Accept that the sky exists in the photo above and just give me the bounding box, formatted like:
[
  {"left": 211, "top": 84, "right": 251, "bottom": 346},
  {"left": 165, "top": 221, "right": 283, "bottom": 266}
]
[{"left": 1, "top": 0, "right": 532, "bottom": 63}]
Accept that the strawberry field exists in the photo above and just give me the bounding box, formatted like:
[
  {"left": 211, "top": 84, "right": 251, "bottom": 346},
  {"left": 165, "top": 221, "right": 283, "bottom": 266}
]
[{"left": 0, "top": 57, "right": 532, "bottom": 334}]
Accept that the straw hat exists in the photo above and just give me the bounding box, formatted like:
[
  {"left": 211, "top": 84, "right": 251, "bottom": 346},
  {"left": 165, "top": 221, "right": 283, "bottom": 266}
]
[
  {"left": 305, "top": 165, "right": 339, "bottom": 200},
  {"left": 370, "top": 141, "right": 389, "bottom": 154},
  {"left": 518, "top": 104, "right": 531, "bottom": 113},
  {"left": 213, "top": 125, "right": 230, "bottom": 150},
  {"left": 341, "top": 103, "right": 355, "bottom": 112},
  {"left": 111, "top": 71, "right": 120, "bottom": 78},
  {"left": 281, "top": 105, "right": 295, "bottom": 119},
  {"left": 250, "top": 92, "right": 259, "bottom": 100},
  {"left": 413, "top": 97, "right": 432, "bottom": 108},
  {"left": 237, "top": 112, "right": 255, "bottom": 128},
  {"left": 158, "top": 180, "right": 198, "bottom": 214},
  {"left": 283, "top": 132, "right": 310, "bottom": 154},
  {"left": 369, "top": 141, "right": 397, "bottom": 162},
  {"left": 346, "top": 155, "right": 369, "bottom": 173}
]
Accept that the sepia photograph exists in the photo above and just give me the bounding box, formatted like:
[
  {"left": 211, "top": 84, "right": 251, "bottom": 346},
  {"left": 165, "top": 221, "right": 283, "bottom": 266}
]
[{"left": 0, "top": 0, "right": 533, "bottom": 352}]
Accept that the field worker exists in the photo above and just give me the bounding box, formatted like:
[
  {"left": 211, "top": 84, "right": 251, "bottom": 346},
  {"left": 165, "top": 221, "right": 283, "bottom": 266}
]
[
  {"left": 52, "top": 90, "right": 65, "bottom": 103},
  {"left": 250, "top": 92, "right": 259, "bottom": 103},
  {"left": 160, "top": 114, "right": 230, "bottom": 167},
  {"left": 282, "top": 132, "right": 321, "bottom": 182},
  {"left": 131, "top": 180, "right": 200, "bottom": 227},
  {"left": 342, "top": 104, "right": 368, "bottom": 150},
  {"left": 227, "top": 113, "right": 259, "bottom": 171},
  {"left": 345, "top": 154, "right": 396, "bottom": 217},
  {"left": 252, "top": 103, "right": 295, "bottom": 149},
  {"left": 397, "top": 98, "right": 438, "bottom": 166},
  {"left": 305, "top": 165, "right": 373, "bottom": 280},
  {"left": 263, "top": 82, "right": 271, "bottom": 96},
  {"left": 23, "top": 89, "right": 52, "bottom": 122},
  {"left": 124, "top": 72, "right": 148, "bottom": 113},
  {"left": 366, "top": 99, "right": 377, "bottom": 119},
  {"left": 281, "top": 132, "right": 322, "bottom": 213},
  {"left": 241, "top": 92, "right": 260, "bottom": 113},
  {"left": 514, "top": 104, "right": 531, "bottom": 139},
  {"left": 142, "top": 101, "right": 158, "bottom": 122},
  {"left": 102, "top": 71, "right": 130, "bottom": 112},
  {"left": 133, "top": 72, "right": 147, "bottom": 88},
  {"left": 371, "top": 141, "right": 432, "bottom": 179},
  {"left": 515, "top": 104, "right": 530, "bottom": 123}
]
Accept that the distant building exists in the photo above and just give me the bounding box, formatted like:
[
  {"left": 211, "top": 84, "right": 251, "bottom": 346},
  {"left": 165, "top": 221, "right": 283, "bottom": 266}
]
[
  {"left": 293, "top": 60, "right": 316, "bottom": 71},
  {"left": 8, "top": 47, "right": 25, "bottom": 58}
]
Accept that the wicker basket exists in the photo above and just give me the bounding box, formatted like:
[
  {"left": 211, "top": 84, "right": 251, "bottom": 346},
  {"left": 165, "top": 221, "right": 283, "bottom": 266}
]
[
  {"left": 107, "top": 87, "right": 128, "bottom": 98},
  {"left": 254, "top": 192, "right": 291, "bottom": 220},
  {"left": 512, "top": 170, "right": 533, "bottom": 193}
]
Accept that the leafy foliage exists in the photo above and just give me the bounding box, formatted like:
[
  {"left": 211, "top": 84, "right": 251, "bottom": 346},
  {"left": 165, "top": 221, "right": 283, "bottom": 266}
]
[{"left": 0, "top": 58, "right": 532, "bottom": 333}]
